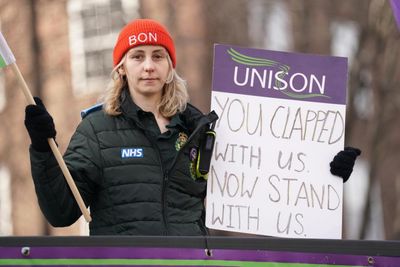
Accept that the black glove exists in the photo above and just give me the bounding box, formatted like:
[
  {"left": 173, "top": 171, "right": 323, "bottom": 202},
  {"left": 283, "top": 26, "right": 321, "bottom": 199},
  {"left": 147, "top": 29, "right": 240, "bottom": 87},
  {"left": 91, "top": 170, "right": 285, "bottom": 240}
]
[
  {"left": 24, "top": 97, "right": 56, "bottom": 152},
  {"left": 330, "top": 147, "right": 361, "bottom": 183}
]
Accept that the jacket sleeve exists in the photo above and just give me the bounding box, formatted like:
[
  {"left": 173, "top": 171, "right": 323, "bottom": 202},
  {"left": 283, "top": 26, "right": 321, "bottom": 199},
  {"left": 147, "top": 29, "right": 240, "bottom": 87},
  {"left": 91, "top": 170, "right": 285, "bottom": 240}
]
[{"left": 30, "top": 117, "right": 102, "bottom": 227}]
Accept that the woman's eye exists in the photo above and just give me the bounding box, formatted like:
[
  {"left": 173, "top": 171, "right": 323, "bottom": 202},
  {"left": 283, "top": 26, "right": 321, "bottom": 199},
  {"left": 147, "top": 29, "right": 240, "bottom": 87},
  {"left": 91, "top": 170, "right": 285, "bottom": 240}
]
[
  {"left": 153, "top": 54, "right": 165, "bottom": 60},
  {"left": 130, "top": 54, "right": 143, "bottom": 60}
]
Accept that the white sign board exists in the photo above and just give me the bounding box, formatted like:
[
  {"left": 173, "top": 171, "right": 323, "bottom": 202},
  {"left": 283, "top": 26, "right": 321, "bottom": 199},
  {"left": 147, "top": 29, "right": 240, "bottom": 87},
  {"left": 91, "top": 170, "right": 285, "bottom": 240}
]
[{"left": 206, "top": 44, "right": 348, "bottom": 239}]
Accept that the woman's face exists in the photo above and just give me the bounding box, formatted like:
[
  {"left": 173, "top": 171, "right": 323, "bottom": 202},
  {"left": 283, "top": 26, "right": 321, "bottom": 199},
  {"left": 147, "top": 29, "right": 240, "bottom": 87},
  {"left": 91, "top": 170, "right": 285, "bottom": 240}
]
[{"left": 122, "top": 45, "right": 170, "bottom": 100}]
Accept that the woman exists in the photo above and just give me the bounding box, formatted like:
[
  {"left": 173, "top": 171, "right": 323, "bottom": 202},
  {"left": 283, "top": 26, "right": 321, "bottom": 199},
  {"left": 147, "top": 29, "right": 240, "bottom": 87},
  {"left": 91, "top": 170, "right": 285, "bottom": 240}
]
[
  {"left": 25, "top": 19, "right": 218, "bottom": 235},
  {"left": 24, "top": 19, "right": 360, "bottom": 236}
]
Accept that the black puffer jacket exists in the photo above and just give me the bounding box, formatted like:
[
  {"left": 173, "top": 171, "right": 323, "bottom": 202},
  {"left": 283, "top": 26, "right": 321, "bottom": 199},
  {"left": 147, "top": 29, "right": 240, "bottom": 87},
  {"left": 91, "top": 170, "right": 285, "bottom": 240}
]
[{"left": 30, "top": 94, "right": 218, "bottom": 235}]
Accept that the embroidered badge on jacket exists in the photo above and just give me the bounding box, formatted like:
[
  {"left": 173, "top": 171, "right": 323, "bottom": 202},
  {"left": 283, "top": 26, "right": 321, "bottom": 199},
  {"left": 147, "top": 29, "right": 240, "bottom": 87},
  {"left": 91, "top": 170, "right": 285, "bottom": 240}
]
[
  {"left": 121, "top": 148, "right": 144, "bottom": 158},
  {"left": 189, "top": 146, "right": 198, "bottom": 180},
  {"left": 175, "top": 132, "right": 188, "bottom": 151}
]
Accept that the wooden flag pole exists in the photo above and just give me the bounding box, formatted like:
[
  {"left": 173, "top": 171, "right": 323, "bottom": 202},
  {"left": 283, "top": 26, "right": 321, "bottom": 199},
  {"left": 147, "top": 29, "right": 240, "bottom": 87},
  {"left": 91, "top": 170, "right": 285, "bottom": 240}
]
[{"left": 10, "top": 63, "right": 92, "bottom": 223}]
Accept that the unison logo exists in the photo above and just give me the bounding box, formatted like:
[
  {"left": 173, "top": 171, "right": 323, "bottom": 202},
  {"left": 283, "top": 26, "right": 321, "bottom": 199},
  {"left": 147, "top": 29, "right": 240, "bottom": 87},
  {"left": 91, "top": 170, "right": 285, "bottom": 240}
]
[
  {"left": 121, "top": 148, "right": 144, "bottom": 158},
  {"left": 228, "top": 48, "right": 329, "bottom": 99}
]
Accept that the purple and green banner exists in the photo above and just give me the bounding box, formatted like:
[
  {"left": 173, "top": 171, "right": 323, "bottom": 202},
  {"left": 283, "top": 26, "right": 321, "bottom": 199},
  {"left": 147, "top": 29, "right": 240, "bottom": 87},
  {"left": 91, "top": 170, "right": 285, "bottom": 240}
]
[
  {"left": 1, "top": 236, "right": 399, "bottom": 267},
  {"left": 0, "top": 246, "right": 399, "bottom": 266}
]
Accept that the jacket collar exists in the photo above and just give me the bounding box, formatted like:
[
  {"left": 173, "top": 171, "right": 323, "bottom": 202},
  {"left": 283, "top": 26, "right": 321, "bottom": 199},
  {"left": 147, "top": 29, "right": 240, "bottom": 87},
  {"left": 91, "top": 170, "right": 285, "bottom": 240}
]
[
  {"left": 119, "top": 88, "right": 188, "bottom": 131},
  {"left": 120, "top": 88, "right": 144, "bottom": 127}
]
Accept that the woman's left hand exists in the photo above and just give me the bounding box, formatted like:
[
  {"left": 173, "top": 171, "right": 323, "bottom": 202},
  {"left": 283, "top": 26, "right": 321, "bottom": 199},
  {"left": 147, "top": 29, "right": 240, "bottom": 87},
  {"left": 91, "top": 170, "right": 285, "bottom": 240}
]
[{"left": 330, "top": 147, "right": 361, "bottom": 183}]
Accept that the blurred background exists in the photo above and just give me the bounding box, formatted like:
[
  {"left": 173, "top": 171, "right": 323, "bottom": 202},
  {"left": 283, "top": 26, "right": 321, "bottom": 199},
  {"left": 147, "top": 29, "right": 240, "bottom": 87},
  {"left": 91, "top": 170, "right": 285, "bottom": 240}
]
[{"left": 0, "top": 0, "right": 399, "bottom": 239}]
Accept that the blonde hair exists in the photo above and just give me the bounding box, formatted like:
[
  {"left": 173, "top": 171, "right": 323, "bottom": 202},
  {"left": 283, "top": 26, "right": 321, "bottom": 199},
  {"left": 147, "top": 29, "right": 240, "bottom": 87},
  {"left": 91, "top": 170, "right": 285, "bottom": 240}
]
[{"left": 101, "top": 54, "right": 189, "bottom": 118}]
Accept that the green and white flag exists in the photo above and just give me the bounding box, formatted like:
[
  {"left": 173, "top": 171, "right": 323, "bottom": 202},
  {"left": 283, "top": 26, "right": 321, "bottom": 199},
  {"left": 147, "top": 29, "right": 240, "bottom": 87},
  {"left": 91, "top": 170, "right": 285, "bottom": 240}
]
[{"left": 0, "top": 32, "right": 15, "bottom": 68}]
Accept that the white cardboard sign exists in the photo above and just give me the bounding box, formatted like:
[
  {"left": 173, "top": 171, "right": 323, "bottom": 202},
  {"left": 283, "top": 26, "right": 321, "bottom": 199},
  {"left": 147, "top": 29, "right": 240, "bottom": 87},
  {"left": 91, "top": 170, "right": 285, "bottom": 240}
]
[{"left": 206, "top": 44, "right": 348, "bottom": 239}]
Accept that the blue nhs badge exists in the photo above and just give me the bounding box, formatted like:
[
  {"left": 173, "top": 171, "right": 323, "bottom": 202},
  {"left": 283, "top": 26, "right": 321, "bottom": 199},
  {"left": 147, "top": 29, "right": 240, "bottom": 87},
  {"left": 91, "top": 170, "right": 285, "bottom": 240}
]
[{"left": 121, "top": 148, "right": 144, "bottom": 158}]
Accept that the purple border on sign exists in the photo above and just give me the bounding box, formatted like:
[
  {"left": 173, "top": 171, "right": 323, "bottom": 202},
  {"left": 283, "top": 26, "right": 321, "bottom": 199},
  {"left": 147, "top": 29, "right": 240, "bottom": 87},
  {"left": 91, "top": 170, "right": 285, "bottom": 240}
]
[
  {"left": 211, "top": 44, "right": 347, "bottom": 105},
  {"left": 1, "top": 247, "right": 400, "bottom": 266}
]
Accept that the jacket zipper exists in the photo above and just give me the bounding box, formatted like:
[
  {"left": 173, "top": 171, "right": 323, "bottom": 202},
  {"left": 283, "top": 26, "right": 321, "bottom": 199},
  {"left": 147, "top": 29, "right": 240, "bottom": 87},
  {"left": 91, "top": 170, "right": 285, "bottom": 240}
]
[
  {"left": 152, "top": 143, "right": 169, "bottom": 235},
  {"left": 161, "top": 171, "right": 169, "bottom": 235}
]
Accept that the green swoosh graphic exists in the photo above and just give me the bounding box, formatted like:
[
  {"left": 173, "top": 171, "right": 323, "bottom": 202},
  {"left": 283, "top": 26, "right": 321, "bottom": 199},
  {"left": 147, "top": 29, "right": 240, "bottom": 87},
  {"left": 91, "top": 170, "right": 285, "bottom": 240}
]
[
  {"left": 227, "top": 48, "right": 329, "bottom": 99},
  {"left": 228, "top": 48, "right": 284, "bottom": 67},
  {"left": 279, "top": 90, "right": 330, "bottom": 99}
]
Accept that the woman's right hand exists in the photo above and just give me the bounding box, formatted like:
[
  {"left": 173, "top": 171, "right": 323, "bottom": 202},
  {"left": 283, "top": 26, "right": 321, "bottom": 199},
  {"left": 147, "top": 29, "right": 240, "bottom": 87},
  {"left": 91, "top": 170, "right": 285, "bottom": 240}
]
[{"left": 24, "top": 97, "right": 56, "bottom": 152}]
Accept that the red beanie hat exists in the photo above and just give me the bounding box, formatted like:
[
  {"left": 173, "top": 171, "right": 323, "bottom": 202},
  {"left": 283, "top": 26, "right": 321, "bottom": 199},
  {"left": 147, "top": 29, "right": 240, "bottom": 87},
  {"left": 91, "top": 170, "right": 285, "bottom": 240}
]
[{"left": 113, "top": 19, "right": 176, "bottom": 68}]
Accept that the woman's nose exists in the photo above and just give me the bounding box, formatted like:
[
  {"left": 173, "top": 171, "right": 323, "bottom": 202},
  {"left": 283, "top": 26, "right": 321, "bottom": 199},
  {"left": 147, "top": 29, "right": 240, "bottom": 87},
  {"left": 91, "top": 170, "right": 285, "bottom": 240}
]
[{"left": 143, "top": 57, "right": 155, "bottom": 72}]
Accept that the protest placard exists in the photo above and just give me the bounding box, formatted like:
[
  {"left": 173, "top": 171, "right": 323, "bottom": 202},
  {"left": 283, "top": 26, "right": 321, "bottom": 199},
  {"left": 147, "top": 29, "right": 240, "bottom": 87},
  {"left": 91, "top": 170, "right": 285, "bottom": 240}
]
[{"left": 206, "top": 44, "right": 348, "bottom": 239}]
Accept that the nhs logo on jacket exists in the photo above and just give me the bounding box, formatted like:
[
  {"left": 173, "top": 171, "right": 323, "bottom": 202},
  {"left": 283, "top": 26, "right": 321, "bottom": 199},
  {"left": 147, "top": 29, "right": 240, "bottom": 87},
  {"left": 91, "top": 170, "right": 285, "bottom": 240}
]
[{"left": 121, "top": 148, "right": 144, "bottom": 158}]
